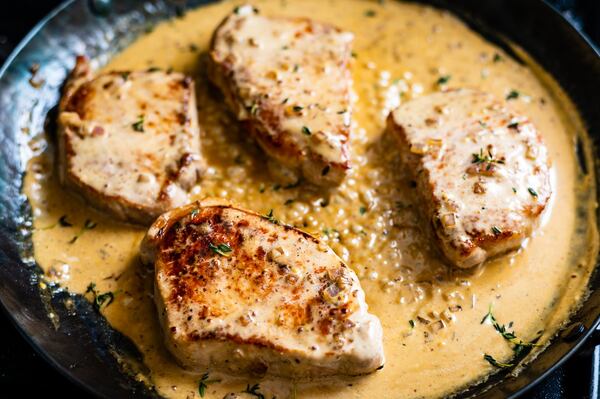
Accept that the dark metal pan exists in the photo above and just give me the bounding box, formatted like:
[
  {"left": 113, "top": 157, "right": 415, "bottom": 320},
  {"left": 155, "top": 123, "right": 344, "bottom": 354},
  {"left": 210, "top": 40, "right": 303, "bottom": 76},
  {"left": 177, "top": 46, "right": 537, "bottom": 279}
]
[{"left": 0, "top": 0, "right": 598, "bottom": 397}]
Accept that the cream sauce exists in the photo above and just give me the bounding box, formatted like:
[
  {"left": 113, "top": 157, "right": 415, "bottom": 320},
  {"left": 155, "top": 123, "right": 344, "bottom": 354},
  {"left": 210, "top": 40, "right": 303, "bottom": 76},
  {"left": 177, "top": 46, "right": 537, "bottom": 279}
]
[{"left": 23, "top": 0, "right": 598, "bottom": 398}]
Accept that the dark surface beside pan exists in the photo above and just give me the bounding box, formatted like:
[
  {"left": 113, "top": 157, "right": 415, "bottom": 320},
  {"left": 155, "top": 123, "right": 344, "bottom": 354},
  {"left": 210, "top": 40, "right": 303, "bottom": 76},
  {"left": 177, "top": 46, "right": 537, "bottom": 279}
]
[{"left": 0, "top": 1, "right": 598, "bottom": 398}]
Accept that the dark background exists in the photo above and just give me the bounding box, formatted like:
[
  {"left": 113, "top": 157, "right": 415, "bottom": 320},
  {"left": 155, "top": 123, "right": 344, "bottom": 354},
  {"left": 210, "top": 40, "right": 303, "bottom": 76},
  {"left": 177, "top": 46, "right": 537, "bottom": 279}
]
[{"left": 0, "top": 0, "right": 599, "bottom": 397}]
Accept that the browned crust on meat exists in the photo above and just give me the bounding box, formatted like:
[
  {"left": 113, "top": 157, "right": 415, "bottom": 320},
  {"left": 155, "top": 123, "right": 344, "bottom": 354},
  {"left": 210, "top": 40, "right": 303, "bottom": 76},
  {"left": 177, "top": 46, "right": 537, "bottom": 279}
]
[{"left": 143, "top": 199, "right": 384, "bottom": 377}]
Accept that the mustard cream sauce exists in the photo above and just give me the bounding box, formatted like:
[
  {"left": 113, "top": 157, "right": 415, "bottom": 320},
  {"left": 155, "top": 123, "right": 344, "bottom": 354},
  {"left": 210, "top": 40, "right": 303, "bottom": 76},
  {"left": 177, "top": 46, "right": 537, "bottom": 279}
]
[{"left": 23, "top": 0, "right": 598, "bottom": 398}]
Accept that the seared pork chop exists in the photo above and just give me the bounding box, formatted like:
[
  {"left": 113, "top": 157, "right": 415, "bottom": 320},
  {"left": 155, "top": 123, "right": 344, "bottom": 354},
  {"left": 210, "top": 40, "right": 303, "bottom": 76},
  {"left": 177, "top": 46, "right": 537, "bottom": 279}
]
[
  {"left": 57, "top": 56, "right": 204, "bottom": 224},
  {"left": 140, "top": 198, "right": 384, "bottom": 378},
  {"left": 207, "top": 5, "right": 354, "bottom": 186},
  {"left": 387, "top": 89, "right": 551, "bottom": 268}
]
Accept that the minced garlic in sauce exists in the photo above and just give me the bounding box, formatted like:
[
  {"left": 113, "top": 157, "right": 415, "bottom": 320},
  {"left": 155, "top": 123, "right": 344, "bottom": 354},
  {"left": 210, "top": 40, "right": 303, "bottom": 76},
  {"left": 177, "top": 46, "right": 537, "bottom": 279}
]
[{"left": 23, "top": 0, "right": 598, "bottom": 398}]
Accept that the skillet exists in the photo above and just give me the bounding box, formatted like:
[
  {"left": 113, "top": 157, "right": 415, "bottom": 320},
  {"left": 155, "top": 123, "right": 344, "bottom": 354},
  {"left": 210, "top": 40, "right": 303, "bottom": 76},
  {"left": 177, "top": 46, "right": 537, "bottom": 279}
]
[{"left": 0, "top": 0, "right": 598, "bottom": 397}]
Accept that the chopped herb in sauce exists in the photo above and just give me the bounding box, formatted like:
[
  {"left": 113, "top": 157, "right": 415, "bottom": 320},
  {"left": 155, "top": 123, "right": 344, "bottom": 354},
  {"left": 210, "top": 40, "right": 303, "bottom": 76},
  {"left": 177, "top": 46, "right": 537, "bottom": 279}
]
[
  {"left": 364, "top": 9, "right": 377, "bottom": 17},
  {"left": 493, "top": 53, "right": 503, "bottom": 62},
  {"left": 85, "top": 282, "right": 114, "bottom": 312},
  {"left": 284, "top": 199, "right": 294, "bottom": 206},
  {"left": 351, "top": 51, "right": 358, "bottom": 58},
  {"left": 293, "top": 105, "right": 303, "bottom": 112},
  {"left": 337, "top": 109, "right": 347, "bottom": 114},
  {"left": 190, "top": 208, "right": 200, "bottom": 218},
  {"left": 120, "top": 71, "right": 131, "bottom": 80},
  {"left": 437, "top": 75, "right": 451, "bottom": 85},
  {"left": 209, "top": 242, "right": 233, "bottom": 257},
  {"left": 283, "top": 180, "right": 301, "bottom": 189},
  {"left": 198, "top": 373, "right": 209, "bottom": 397},
  {"left": 265, "top": 209, "right": 279, "bottom": 224},
  {"left": 528, "top": 187, "right": 538, "bottom": 197},
  {"left": 359, "top": 206, "right": 367, "bottom": 215},
  {"left": 507, "top": 122, "right": 520, "bottom": 129},
  {"left": 132, "top": 115, "right": 145, "bottom": 132},
  {"left": 59, "top": 215, "right": 73, "bottom": 227},
  {"left": 175, "top": 5, "right": 186, "bottom": 18},
  {"left": 243, "top": 383, "right": 266, "bottom": 399},
  {"left": 409, "top": 319, "right": 415, "bottom": 328},
  {"left": 69, "top": 219, "right": 97, "bottom": 244},
  {"left": 483, "top": 354, "right": 513, "bottom": 369},
  {"left": 512, "top": 187, "right": 517, "bottom": 194},
  {"left": 281, "top": 98, "right": 289, "bottom": 104},
  {"left": 491, "top": 226, "right": 502, "bottom": 235},
  {"left": 197, "top": 372, "right": 221, "bottom": 397},
  {"left": 249, "top": 103, "right": 260, "bottom": 116},
  {"left": 321, "top": 165, "right": 330, "bottom": 176},
  {"left": 506, "top": 90, "right": 520, "bottom": 100},
  {"left": 302, "top": 126, "right": 312, "bottom": 136}
]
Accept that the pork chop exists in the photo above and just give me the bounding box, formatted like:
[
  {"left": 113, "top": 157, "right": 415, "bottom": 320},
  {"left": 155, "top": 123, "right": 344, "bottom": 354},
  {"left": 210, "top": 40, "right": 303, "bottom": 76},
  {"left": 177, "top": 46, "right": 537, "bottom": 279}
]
[
  {"left": 207, "top": 5, "right": 354, "bottom": 186},
  {"left": 140, "top": 198, "right": 384, "bottom": 378},
  {"left": 57, "top": 56, "right": 204, "bottom": 225},
  {"left": 387, "top": 89, "right": 552, "bottom": 268}
]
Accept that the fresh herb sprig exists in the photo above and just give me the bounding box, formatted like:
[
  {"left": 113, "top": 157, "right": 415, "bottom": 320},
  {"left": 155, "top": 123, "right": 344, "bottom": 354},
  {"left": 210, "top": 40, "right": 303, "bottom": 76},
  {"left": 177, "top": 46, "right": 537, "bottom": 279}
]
[
  {"left": 437, "top": 75, "right": 451, "bottom": 85},
  {"left": 132, "top": 114, "right": 145, "bottom": 132},
  {"left": 198, "top": 372, "right": 221, "bottom": 397},
  {"left": 481, "top": 304, "right": 542, "bottom": 368}
]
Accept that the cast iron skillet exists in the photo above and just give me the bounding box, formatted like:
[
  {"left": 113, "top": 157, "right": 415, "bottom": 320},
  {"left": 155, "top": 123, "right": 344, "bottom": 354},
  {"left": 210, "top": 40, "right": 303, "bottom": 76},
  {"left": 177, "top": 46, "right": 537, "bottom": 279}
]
[{"left": 0, "top": 0, "right": 598, "bottom": 397}]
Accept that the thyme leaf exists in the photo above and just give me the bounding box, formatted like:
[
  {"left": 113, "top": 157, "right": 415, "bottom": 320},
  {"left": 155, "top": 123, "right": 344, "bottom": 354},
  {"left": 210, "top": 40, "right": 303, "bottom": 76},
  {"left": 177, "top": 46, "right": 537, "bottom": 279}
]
[
  {"left": 437, "top": 75, "right": 451, "bottom": 85},
  {"left": 85, "top": 282, "right": 114, "bottom": 312},
  {"left": 484, "top": 354, "right": 513, "bottom": 369},
  {"left": 264, "top": 209, "right": 279, "bottom": 224},
  {"left": 59, "top": 215, "right": 73, "bottom": 227},
  {"left": 243, "top": 384, "right": 265, "bottom": 399},
  {"left": 132, "top": 115, "right": 145, "bottom": 132},
  {"left": 506, "top": 90, "right": 520, "bottom": 100},
  {"left": 209, "top": 242, "right": 233, "bottom": 257}
]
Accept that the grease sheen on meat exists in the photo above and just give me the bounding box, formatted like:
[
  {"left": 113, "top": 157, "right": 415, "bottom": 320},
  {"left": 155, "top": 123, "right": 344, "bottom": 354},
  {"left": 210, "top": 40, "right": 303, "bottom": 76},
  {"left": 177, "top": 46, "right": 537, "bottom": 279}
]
[
  {"left": 388, "top": 89, "right": 552, "bottom": 268},
  {"left": 207, "top": 5, "right": 354, "bottom": 186},
  {"left": 57, "top": 56, "right": 204, "bottom": 225},
  {"left": 140, "top": 199, "right": 384, "bottom": 378}
]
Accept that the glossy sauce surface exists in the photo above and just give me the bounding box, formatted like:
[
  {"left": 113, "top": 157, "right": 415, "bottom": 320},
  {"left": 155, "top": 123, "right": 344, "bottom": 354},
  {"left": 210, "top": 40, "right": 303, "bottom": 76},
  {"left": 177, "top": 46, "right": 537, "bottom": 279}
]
[{"left": 24, "top": 0, "right": 598, "bottom": 398}]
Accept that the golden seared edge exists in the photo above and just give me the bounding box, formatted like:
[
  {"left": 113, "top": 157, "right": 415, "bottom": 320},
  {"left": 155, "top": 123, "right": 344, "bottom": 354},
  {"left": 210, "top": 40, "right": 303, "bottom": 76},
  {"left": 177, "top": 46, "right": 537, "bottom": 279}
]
[
  {"left": 140, "top": 198, "right": 384, "bottom": 378},
  {"left": 387, "top": 89, "right": 552, "bottom": 268},
  {"left": 207, "top": 5, "right": 354, "bottom": 186},
  {"left": 57, "top": 56, "right": 204, "bottom": 225}
]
